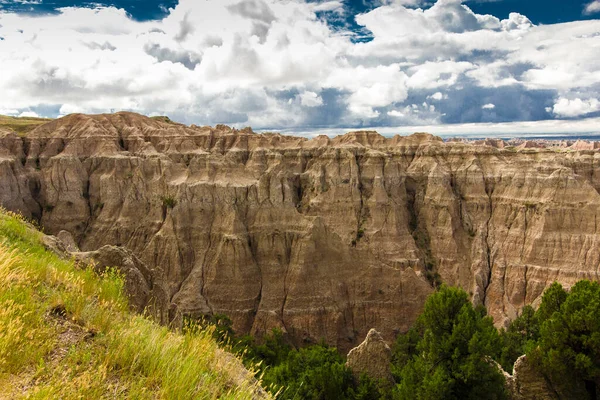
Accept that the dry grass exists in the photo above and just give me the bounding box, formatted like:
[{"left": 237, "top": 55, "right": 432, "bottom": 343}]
[
  {"left": 0, "top": 115, "right": 52, "bottom": 136},
  {"left": 0, "top": 209, "right": 268, "bottom": 399}
]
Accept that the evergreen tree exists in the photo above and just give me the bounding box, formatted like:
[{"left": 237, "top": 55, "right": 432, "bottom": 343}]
[
  {"left": 393, "top": 286, "right": 507, "bottom": 400},
  {"left": 532, "top": 281, "right": 600, "bottom": 399},
  {"left": 499, "top": 305, "right": 539, "bottom": 371},
  {"left": 262, "top": 344, "right": 355, "bottom": 400}
]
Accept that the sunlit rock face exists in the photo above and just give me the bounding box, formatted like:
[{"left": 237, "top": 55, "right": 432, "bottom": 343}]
[
  {"left": 346, "top": 329, "right": 394, "bottom": 383},
  {"left": 2, "top": 111, "right": 600, "bottom": 350}
]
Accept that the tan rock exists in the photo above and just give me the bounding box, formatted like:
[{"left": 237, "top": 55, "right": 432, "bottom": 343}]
[
  {"left": 507, "top": 355, "right": 558, "bottom": 400},
  {"left": 346, "top": 329, "right": 393, "bottom": 383},
  {"left": 41, "top": 234, "right": 70, "bottom": 259},
  {"left": 517, "top": 140, "right": 545, "bottom": 149},
  {"left": 2, "top": 112, "right": 600, "bottom": 349},
  {"left": 57, "top": 230, "right": 79, "bottom": 252},
  {"left": 569, "top": 140, "right": 600, "bottom": 151},
  {"left": 73, "top": 246, "right": 169, "bottom": 320}
]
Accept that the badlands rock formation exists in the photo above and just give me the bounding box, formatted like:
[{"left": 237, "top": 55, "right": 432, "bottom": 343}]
[
  {"left": 505, "top": 355, "right": 558, "bottom": 400},
  {"left": 2, "top": 112, "right": 600, "bottom": 350},
  {"left": 346, "top": 329, "right": 394, "bottom": 383}
]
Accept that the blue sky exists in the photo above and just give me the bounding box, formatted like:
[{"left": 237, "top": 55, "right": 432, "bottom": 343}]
[
  {"left": 0, "top": 1, "right": 178, "bottom": 20},
  {"left": 1, "top": 0, "right": 596, "bottom": 24},
  {"left": 0, "top": 0, "right": 599, "bottom": 136}
]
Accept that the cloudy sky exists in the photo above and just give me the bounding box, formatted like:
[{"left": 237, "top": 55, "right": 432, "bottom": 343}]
[{"left": 1, "top": 0, "right": 600, "bottom": 136}]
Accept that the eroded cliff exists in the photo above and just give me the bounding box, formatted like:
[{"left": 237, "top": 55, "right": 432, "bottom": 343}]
[{"left": 2, "top": 112, "right": 599, "bottom": 350}]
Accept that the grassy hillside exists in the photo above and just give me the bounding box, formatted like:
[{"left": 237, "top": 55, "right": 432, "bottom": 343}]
[
  {"left": 0, "top": 209, "right": 267, "bottom": 399},
  {"left": 0, "top": 115, "right": 52, "bottom": 135}
]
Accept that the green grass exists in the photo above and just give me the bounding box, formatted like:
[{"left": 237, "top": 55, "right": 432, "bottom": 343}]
[
  {"left": 0, "top": 115, "right": 52, "bottom": 135},
  {"left": 0, "top": 209, "right": 267, "bottom": 399}
]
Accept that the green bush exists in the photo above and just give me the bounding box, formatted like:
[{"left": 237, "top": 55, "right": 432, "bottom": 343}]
[{"left": 161, "top": 195, "right": 177, "bottom": 209}]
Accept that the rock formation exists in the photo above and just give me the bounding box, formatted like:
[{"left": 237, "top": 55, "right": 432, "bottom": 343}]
[
  {"left": 346, "top": 329, "right": 393, "bottom": 383},
  {"left": 2, "top": 111, "right": 600, "bottom": 349},
  {"left": 569, "top": 140, "right": 600, "bottom": 151},
  {"left": 73, "top": 246, "right": 169, "bottom": 318},
  {"left": 39, "top": 229, "right": 168, "bottom": 318},
  {"left": 57, "top": 230, "right": 80, "bottom": 252},
  {"left": 506, "top": 355, "right": 558, "bottom": 400}
]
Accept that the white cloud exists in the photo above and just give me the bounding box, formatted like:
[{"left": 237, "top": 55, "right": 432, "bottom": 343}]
[
  {"left": 501, "top": 12, "right": 532, "bottom": 32},
  {"left": 286, "top": 117, "right": 600, "bottom": 138},
  {"left": 482, "top": 103, "right": 495, "bottom": 109},
  {"left": 18, "top": 111, "right": 40, "bottom": 118},
  {"left": 311, "top": 1, "right": 345, "bottom": 14},
  {"left": 387, "top": 110, "right": 405, "bottom": 117},
  {"left": 355, "top": 0, "right": 502, "bottom": 39},
  {"left": 427, "top": 92, "right": 447, "bottom": 101},
  {"left": 584, "top": 1, "right": 600, "bottom": 15},
  {"left": 298, "top": 91, "right": 324, "bottom": 107},
  {"left": 407, "top": 61, "right": 474, "bottom": 89},
  {"left": 0, "top": 109, "right": 18, "bottom": 116},
  {"left": 552, "top": 98, "right": 600, "bottom": 117},
  {"left": 0, "top": 0, "right": 599, "bottom": 132}
]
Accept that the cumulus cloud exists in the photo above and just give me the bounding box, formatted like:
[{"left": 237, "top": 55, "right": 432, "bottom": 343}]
[
  {"left": 143, "top": 43, "right": 202, "bottom": 70},
  {"left": 428, "top": 92, "right": 447, "bottom": 101},
  {"left": 501, "top": 12, "right": 532, "bottom": 32},
  {"left": 584, "top": 1, "right": 600, "bottom": 15},
  {"left": 298, "top": 91, "right": 324, "bottom": 107},
  {"left": 0, "top": 0, "right": 598, "bottom": 133},
  {"left": 227, "top": 0, "right": 277, "bottom": 24},
  {"left": 552, "top": 98, "right": 600, "bottom": 117}
]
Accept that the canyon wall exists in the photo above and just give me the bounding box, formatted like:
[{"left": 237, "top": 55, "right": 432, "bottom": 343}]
[{"left": 2, "top": 112, "right": 600, "bottom": 350}]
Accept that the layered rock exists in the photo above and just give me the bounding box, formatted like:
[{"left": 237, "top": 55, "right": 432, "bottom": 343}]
[
  {"left": 2, "top": 112, "right": 600, "bottom": 349},
  {"left": 346, "top": 329, "right": 393, "bottom": 383}
]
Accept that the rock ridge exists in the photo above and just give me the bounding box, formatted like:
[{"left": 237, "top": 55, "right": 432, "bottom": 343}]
[{"left": 2, "top": 112, "right": 600, "bottom": 350}]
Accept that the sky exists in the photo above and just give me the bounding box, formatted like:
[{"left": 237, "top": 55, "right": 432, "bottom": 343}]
[{"left": 0, "top": 0, "right": 600, "bottom": 136}]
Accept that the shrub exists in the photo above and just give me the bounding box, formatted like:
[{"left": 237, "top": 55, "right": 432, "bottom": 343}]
[{"left": 161, "top": 195, "right": 177, "bottom": 209}]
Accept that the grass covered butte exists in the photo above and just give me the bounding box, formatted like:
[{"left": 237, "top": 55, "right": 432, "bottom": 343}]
[
  {"left": 0, "top": 209, "right": 268, "bottom": 399},
  {"left": 0, "top": 115, "right": 52, "bottom": 135}
]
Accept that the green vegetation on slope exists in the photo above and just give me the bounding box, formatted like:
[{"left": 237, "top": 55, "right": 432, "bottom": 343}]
[
  {"left": 207, "top": 281, "right": 600, "bottom": 400},
  {"left": 0, "top": 115, "right": 51, "bottom": 135},
  {"left": 190, "top": 315, "right": 385, "bottom": 399},
  {"left": 197, "top": 287, "right": 508, "bottom": 400},
  {"left": 0, "top": 210, "right": 266, "bottom": 399}
]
